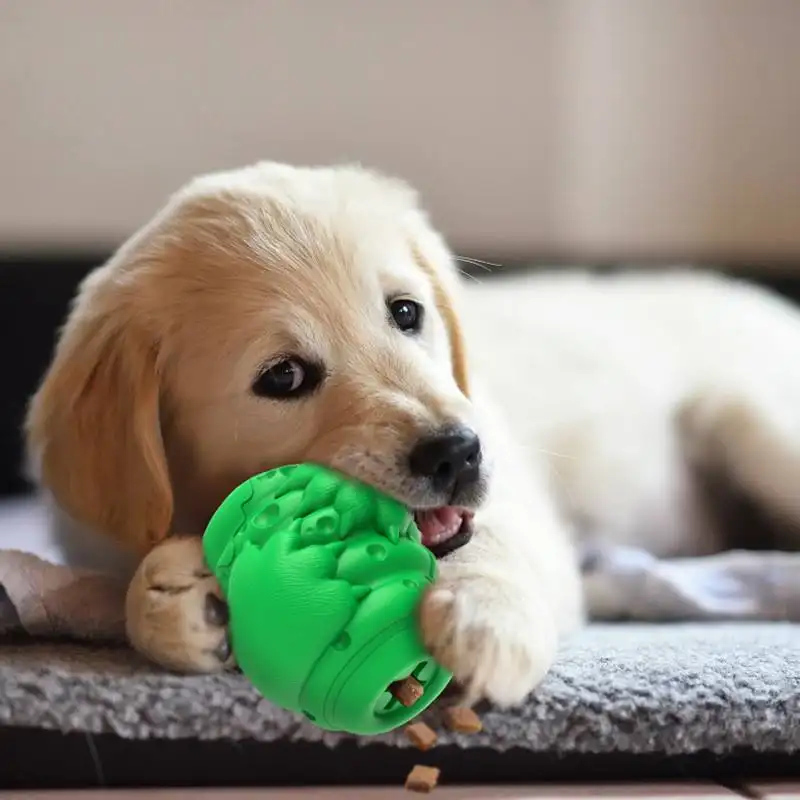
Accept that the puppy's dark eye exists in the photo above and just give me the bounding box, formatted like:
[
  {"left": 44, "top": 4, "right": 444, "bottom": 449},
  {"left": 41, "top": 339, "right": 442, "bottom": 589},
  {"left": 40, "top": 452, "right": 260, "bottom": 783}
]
[
  {"left": 251, "top": 357, "right": 322, "bottom": 399},
  {"left": 389, "top": 298, "right": 423, "bottom": 333}
]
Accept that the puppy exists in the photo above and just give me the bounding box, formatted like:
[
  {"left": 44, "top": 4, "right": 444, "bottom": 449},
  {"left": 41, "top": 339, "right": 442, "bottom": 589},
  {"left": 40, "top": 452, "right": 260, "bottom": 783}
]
[
  {"left": 25, "top": 162, "right": 583, "bottom": 705},
  {"left": 27, "top": 161, "right": 800, "bottom": 705}
]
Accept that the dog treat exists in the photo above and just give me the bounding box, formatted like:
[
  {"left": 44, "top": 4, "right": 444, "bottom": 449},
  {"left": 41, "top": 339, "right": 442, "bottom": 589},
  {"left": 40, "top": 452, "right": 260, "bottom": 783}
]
[
  {"left": 404, "top": 721, "right": 438, "bottom": 751},
  {"left": 443, "top": 705, "right": 483, "bottom": 734},
  {"left": 405, "top": 764, "right": 440, "bottom": 793},
  {"left": 390, "top": 676, "right": 424, "bottom": 706}
]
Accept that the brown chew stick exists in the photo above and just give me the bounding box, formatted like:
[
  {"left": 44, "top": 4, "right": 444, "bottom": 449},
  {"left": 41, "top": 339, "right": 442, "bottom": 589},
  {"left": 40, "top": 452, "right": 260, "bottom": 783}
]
[
  {"left": 390, "top": 676, "right": 423, "bottom": 706},
  {"left": 404, "top": 721, "right": 438, "bottom": 751},
  {"left": 443, "top": 705, "right": 483, "bottom": 734},
  {"left": 405, "top": 764, "right": 440, "bottom": 793}
]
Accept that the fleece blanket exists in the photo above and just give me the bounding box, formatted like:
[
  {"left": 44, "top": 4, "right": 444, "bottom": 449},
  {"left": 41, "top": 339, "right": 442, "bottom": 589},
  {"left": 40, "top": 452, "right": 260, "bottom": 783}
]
[
  {"left": 5, "top": 545, "right": 800, "bottom": 643},
  {"left": 0, "top": 549, "right": 126, "bottom": 641},
  {"left": 4, "top": 496, "right": 800, "bottom": 643}
]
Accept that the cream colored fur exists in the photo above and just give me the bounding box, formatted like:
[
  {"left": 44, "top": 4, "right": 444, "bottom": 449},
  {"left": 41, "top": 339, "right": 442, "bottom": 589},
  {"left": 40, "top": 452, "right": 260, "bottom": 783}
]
[{"left": 24, "top": 162, "right": 800, "bottom": 706}]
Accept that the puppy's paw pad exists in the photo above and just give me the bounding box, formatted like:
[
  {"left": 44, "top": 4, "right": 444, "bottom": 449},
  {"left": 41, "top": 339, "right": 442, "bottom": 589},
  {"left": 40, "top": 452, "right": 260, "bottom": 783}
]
[
  {"left": 212, "top": 631, "right": 233, "bottom": 663},
  {"left": 204, "top": 592, "right": 230, "bottom": 626}
]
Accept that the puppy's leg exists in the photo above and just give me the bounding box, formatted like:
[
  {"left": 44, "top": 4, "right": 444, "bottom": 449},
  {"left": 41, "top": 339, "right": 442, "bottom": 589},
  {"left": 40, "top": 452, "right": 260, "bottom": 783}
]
[
  {"left": 578, "top": 382, "right": 800, "bottom": 625},
  {"left": 681, "top": 386, "right": 800, "bottom": 535},
  {"left": 420, "top": 466, "right": 584, "bottom": 707},
  {"left": 125, "top": 536, "right": 234, "bottom": 673}
]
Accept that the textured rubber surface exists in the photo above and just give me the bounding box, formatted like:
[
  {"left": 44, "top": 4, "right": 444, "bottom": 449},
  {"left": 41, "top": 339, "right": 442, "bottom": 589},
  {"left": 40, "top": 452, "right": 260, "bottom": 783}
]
[{"left": 202, "top": 464, "right": 452, "bottom": 735}]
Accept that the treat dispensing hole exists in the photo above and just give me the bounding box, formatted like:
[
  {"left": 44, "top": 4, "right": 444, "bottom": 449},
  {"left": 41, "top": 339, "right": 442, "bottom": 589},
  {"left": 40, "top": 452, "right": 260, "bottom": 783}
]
[
  {"left": 375, "top": 664, "right": 431, "bottom": 719},
  {"left": 389, "top": 675, "right": 424, "bottom": 707}
]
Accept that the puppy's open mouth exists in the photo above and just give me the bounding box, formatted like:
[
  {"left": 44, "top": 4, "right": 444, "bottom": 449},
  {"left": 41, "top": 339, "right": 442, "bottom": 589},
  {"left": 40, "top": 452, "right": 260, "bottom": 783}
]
[{"left": 413, "top": 507, "right": 475, "bottom": 559}]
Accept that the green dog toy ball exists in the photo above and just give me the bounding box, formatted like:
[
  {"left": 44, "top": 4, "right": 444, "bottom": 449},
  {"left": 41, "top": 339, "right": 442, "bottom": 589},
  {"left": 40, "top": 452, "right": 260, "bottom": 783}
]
[{"left": 202, "top": 463, "right": 452, "bottom": 736}]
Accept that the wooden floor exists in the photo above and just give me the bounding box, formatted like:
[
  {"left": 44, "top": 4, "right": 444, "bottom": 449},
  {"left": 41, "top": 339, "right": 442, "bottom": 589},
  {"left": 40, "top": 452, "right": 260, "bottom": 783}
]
[{"left": 2, "top": 786, "right": 800, "bottom": 799}]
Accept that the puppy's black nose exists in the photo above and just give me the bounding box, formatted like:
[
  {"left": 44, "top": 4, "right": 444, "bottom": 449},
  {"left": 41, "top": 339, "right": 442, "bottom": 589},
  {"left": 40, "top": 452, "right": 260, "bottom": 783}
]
[{"left": 408, "top": 426, "right": 482, "bottom": 497}]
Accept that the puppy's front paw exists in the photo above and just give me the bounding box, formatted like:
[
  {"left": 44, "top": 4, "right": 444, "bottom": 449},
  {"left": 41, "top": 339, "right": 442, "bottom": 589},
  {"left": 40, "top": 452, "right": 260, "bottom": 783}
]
[
  {"left": 125, "top": 537, "right": 234, "bottom": 673},
  {"left": 419, "top": 570, "right": 558, "bottom": 707}
]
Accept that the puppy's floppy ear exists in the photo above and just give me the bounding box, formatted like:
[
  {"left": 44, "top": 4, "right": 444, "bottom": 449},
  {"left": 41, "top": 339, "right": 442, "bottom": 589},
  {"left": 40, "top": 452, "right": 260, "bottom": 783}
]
[
  {"left": 26, "top": 277, "right": 173, "bottom": 555},
  {"left": 424, "top": 267, "right": 470, "bottom": 398},
  {"left": 409, "top": 216, "right": 471, "bottom": 398}
]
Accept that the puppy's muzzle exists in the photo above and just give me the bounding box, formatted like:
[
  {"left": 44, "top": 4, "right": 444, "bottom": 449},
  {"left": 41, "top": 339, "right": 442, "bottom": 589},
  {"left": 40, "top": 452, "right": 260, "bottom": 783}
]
[{"left": 408, "top": 425, "right": 482, "bottom": 504}]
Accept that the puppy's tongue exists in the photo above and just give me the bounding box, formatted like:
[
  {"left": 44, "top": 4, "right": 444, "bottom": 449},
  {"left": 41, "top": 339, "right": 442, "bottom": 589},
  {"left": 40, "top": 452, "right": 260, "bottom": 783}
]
[{"left": 415, "top": 507, "right": 465, "bottom": 548}]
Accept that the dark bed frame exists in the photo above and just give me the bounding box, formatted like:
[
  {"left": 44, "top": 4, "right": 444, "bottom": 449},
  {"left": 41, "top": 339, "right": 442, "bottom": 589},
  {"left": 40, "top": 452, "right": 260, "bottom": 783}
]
[{"left": 1, "top": 725, "right": 800, "bottom": 790}]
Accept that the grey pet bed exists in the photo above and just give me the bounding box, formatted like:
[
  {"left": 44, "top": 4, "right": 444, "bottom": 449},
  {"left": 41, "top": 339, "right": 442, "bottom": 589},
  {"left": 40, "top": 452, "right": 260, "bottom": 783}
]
[
  {"left": 2, "top": 496, "right": 800, "bottom": 788},
  {"left": 1, "top": 623, "right": 799, "bottom": 788}
]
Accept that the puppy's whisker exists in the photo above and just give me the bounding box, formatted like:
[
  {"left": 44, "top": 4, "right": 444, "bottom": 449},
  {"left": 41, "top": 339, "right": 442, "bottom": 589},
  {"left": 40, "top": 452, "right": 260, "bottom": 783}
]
[
  {"left": 518, "top": 443, "right": 580, "bottom": 501},
  {"left": 546, "top": 462, "right": 576, "bottom": 506},
  {"left": 455, "top": 256, "right": 502, "bottom": 272},
  {"left": 458, "top": 268, "right": 481, "bottom": 284},
  {"left": 454, "top": 262, "right": 488, "bottom": 275},
  {"left": 536, "top": 448, "right": 577, "bottom": 461},
  {"left": 455, "top": 256, "right": 498, "bottom": 269}
]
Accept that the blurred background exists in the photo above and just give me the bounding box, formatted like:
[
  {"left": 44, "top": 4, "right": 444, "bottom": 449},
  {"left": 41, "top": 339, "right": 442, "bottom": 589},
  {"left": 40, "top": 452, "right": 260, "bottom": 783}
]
[{"left": 1, "top": 0, "right": 799, "bottom": 497}]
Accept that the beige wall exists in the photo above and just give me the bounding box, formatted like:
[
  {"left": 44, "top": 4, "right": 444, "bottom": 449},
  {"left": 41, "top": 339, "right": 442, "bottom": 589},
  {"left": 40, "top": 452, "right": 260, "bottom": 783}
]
[
  {"left": 1, "top": 0, "right": 798, "bottom": 261},
  {"left": 557, "top": 0, "right": 800, "bottom": 261}
]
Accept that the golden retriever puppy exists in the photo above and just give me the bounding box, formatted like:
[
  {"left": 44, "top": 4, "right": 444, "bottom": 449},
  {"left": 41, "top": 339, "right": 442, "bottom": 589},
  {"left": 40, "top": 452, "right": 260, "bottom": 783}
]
[
  {"left": 25, "top": 162, "right": 583, "bottom": 705},
  {"left": 28, "top": 161, "right": 800, "bottom": 704}
]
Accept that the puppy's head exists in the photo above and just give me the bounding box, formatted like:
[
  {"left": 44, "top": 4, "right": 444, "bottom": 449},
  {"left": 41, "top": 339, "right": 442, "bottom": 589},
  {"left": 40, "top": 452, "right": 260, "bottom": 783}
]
[{"left": 26, "top": 163, "right": 486, "bottom": 559}]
